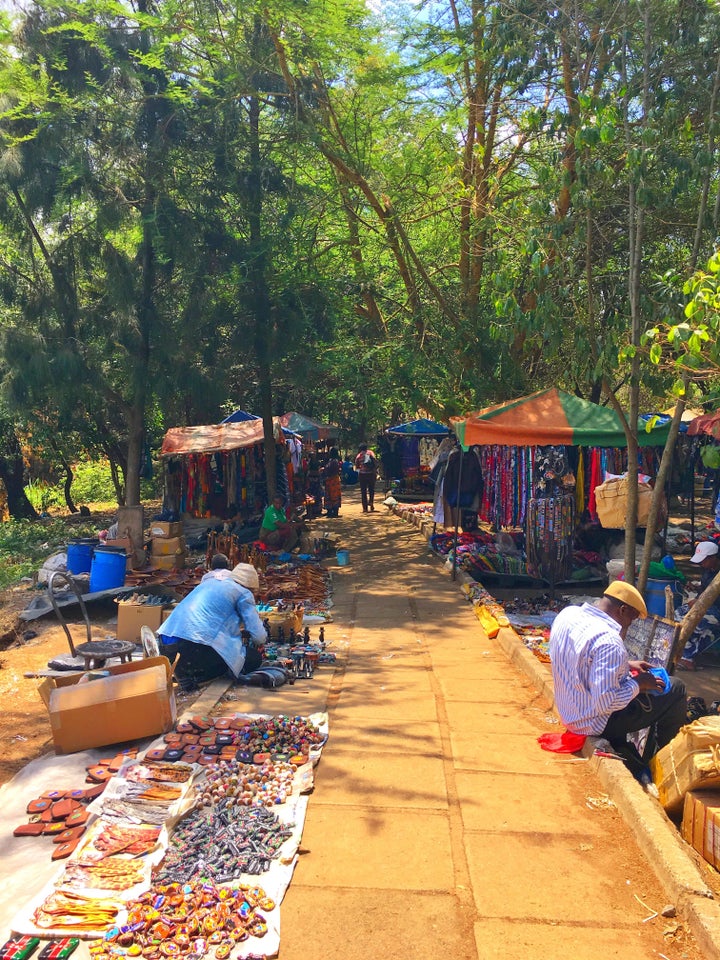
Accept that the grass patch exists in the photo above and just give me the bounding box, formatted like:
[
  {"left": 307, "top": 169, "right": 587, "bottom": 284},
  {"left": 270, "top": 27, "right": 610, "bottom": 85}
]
[{"left": 0, "top": 518, "right": 97, "bottom": 590}]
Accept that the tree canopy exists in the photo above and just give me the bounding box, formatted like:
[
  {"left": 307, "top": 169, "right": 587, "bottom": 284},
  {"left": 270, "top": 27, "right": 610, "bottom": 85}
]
[{"left": 0, "top": 0, "right": 718, "bottom": 510}]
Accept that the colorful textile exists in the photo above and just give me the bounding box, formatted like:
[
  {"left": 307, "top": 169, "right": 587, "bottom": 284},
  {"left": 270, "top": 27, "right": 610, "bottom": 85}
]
[{"left": 324, "top": 475, "right": 342, "bottom": 512}]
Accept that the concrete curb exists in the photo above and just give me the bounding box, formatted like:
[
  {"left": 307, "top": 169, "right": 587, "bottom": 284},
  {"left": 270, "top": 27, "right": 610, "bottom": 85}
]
[{"left": 390, "top": 506, "right": 720, "bottom": 957}]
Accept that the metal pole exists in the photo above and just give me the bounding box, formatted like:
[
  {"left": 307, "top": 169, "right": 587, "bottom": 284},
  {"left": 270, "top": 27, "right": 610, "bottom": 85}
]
[{"left": 452, "top": 446, "right": 464, "bottom": 582}]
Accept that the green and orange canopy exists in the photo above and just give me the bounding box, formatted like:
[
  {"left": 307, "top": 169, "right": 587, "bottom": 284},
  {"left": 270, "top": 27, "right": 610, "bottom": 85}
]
[{"left": 452, "top": 388, "right": 670, "bottom": 449}]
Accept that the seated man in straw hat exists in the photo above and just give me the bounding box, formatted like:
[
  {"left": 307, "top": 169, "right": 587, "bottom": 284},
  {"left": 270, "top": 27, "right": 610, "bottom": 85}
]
[
  {"left": 549, "top": 581, "right": 687, "bottom": 762},
  {"left": 157, "top": 562, "right": 266, "bottom": 683}
]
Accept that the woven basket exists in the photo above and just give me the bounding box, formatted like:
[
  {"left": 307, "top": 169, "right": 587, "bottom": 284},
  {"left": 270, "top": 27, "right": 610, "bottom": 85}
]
[{"left": 264, "top": 608, "right": 303, "bottom": 639}]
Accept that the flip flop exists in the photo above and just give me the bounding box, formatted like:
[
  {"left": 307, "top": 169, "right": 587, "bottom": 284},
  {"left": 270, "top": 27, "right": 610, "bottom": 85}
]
[
  {"left": 50, "top": 798, "right": 81, "bottom": 821},
  {"left": 106, "top": 755, "right": 128, "bottom": 773},
  {"left": 82, "top": 782, "right": 107, "bottom": 802},
  {"left": 144, "top": 748, "right": 167, "bottom": 762},
  {"left": 176, "top": 721, "right": 195, "bottom": 734},
  {"left": 64, "top": 807, "right": 90, "bottom": 828},
  {"left": 13, "top": 823, "right": 45, "bottom": 837},
  {"left": 51, "top": 838, "right": 81, "bottom": 860},
  {"left": 198, "top": 735, "right": 217, "bottom": 747},
  {"left": 214, "top": 718, "right": 233, "bottom": 731},
  {"left": 41, "top": 790, "right": 68, "bottom": 801},
  {"left": 42, "top": 821, "right": 67, "bottom": 836},
  {"left": 86, "top": 766, "right": 113, "bottom": 784},
  {"left": 53, "top": 826, "right": 86, "bottom": 845},
  {"left": 189, "top": 716, "right": 214, "bottom": 731},
  {"left": 26, "top": 798, "right": 52, "bottom": 815},
  {"left": 180, "top": 734, "right": 199, "bottom": 745}
]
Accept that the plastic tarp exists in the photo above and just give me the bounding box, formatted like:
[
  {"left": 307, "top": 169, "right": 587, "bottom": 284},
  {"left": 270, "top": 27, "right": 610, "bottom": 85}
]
[
  {"left": 278, "top": 411, "right": 339, "bottom": 441},
  {"left": 687, "top": 409, "right": 720, "bottom": 440},
  {"left": 386, "top": 418, "right": 451, "bottom": 437},
  {"left": 161, "top": 420, "right": 273, "bottom": 456},
  {"left": 452, "top": 387, "right": 671, "bottom": 449}
]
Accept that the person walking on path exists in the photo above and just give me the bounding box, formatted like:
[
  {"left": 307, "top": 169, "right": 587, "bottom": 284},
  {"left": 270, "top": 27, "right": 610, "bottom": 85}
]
[
  {"left": 354, "top": 442, "right": 378, "bottom": 512},
  {"left": 323, "top": 447, "right": 342, "bottom": 518},
  {"left": 549, "top": 580, "right": 687, "bottom": 766}
]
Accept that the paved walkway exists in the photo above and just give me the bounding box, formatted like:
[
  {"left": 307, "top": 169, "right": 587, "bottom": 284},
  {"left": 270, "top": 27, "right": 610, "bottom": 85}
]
[{"left": 245, "top": 487, "right": 708, "bottom": 960}]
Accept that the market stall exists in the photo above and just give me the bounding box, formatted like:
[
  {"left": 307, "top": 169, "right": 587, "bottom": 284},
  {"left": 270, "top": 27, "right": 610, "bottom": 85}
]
[
  {"left": 379, "top": 418, "right": 451, "bottom": 499},
  {"left": 278, "top": 412, "right": 338, "bottom": 445},
  {"left": 160, "top": 419, "right": 295, "bottom": 521},
  {"left": 445, "top": 388, "right": 672, "bottom": 589}
]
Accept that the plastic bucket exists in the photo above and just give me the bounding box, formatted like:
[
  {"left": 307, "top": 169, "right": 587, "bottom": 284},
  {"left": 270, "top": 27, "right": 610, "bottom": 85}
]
[
  {"left": 89, "top": 545, "right": 127, "bottom": 592},
  {"left": 645, "top": 578, "right": 681, "bottom": 618},
  {"left": 336, "top": 549, "right": 350, "bottom": 566},
  {"left": 67, "top": 539, "right": 94, "bottom": 575}
]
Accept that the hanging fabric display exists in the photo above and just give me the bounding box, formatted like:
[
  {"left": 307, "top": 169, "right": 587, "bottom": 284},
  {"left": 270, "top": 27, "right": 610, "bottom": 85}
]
[
  {"left": 525, "top": 495, "right": 576, "bottom": 584},
  {"left": 478, "top": 446, "right": 535, "bottom": 529}
]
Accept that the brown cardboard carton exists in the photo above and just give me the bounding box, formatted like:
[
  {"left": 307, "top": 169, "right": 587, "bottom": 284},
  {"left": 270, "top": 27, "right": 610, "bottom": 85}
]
[
  {"left": 151, "top": 536, "right": 185, "bottom": 556},
  {"left": 149, "top": 521, "right": 183, "bottom": 538},
  {"left": 682, "top": 791, "right": 720, "bottom": 869},
  {"left": 105, "top": 537, "right": 131, "bottom": 553},
  {"left": 117, "top": 601, "right": 167, "bottom": 642},
  {"left": 150, "top": 552, "right": 186, "bottom": 571},
  {"left": 650, "top": 716, "right": 720, "bottom": 814},
  {"left": 38, "top": 656, "right": 176, "bottom": 754}
]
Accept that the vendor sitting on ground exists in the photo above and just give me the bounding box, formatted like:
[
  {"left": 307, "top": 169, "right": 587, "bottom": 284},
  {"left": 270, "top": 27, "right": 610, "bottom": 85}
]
[
  {"left": 676, "top": 540, "right": 720, "bottom": 670},
  {"left": 200, "top": 552, "right": 235, "bottom": 581},
  {"left": 259, "top": 494, "right": 299, "bottom": 551},
  {"left": 549, "top": 581, "right": 686, "bottom": 767},
  {"left": 157, "top": 562, "right": 266, "bottom": 683}
]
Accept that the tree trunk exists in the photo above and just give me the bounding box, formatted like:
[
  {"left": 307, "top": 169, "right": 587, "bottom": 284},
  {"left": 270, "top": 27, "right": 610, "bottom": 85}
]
[
  {"left": 0, "top": 422, "right": 37, "bottom": 519},
  {"left": 61, "top": 457, "right": 77, "bottom": 513},
  {"left": 679, "top": 571, "right": 720, "bottom": 646},
  {"left": 125, "top": 407, "right": 144, "bottom": 507},
  {"left": 637, "top": 394, "right": 687, "bottom": 593}
]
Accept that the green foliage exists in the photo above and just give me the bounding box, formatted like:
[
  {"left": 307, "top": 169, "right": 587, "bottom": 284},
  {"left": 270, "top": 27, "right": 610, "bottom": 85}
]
[
  {"left": 69, "top": 460, "right": 117, "bottom": 505},
  {"left": 0, "top": 517, "right": 95, "bottom": 588}
]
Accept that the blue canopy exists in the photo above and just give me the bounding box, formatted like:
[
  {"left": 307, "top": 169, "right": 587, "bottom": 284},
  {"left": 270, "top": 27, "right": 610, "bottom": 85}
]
[
  {"left": 221, "top": 409, "right": 299, "bottom": 439},
  {"left": 386, "top": 418, "right": 450, "bottom": 437},
  {"left": 221, "top": 410, "right": 259, "bottom": 424}
]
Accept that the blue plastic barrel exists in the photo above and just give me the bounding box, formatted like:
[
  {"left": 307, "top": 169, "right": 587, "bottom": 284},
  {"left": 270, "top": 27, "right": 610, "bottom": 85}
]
[
  {"left": 67, "top": 539, "right": 94, "bottom": 575},
  {"left": 645, "top": 579, "right": 681, "bottom": 618},
  {"left": 336, "top": 549, "right": 350, "bottom": 566},
  {"left": 89, "top": 545, "right": 126, "bottom": 592}
]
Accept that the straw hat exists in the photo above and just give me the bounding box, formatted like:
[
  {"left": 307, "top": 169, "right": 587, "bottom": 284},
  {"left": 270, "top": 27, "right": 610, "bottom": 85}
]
[
  {"left": 230, "top": 563, "right": 260, "bottom": 592},
  {"left": 604, "top": 581, "right": 647, "bottom": 618}
]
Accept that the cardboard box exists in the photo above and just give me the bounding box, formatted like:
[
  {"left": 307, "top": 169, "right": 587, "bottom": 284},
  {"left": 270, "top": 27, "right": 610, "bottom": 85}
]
[
  {"left": 38, "top": 656, "right": 177, "bottom": 754},
  {"left": 151, "top": 552, "right": 186, "bottom": 571},
  {"left": 149, "top": 521, "right": 183, "bottom": 539},
  {"left": 105, "top": 537, "right": 131, "bottom": 553},
  {"left": 594, "top": 476, "right": 654, "bottom": 529},
  {"left": 650, "top": 716, "right": 720, "bottom": 814},
  {"left": 682, "top": 791, "right": 720, "bottom": 869},
  {"left": 151, "top": 535, "right": 185, "bottom": 556},
  {"left": 117, "top": 601, "right": 167, "bottom": 642}
]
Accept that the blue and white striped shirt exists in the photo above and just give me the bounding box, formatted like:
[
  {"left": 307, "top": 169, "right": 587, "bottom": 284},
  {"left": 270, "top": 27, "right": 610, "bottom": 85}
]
[{"left": 549, "top": 602, "right": 639, "bottom": 735}]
